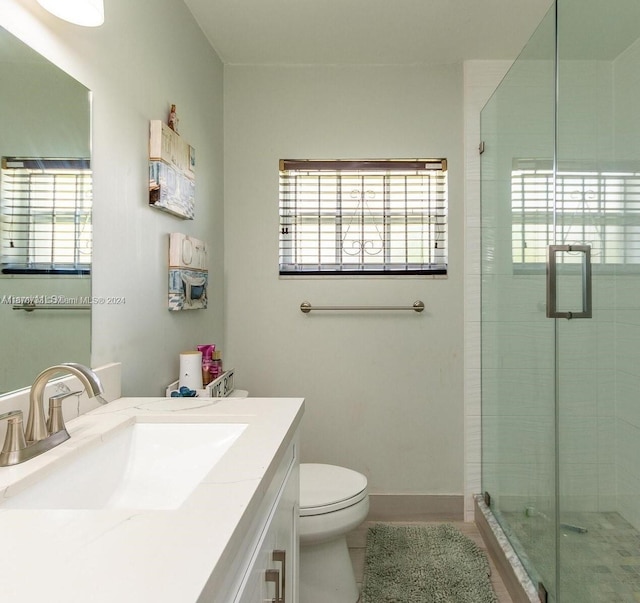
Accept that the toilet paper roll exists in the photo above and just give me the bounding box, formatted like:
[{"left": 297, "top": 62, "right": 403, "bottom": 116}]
[{"left": 179, "top": 351, "right": 203, "bottom": 390}]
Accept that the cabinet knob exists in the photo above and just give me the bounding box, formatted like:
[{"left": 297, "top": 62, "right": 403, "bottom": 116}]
[
  {"left": 273, "top": 550, "right": 286, "bottom": 603},
  {"left": 265, "top": 569, "right": 280, "bottom": 603}
]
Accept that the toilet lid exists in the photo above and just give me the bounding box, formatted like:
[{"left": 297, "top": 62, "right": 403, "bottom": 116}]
[{"left": 299, "top": 463, "right": 368, "bottom": 516}]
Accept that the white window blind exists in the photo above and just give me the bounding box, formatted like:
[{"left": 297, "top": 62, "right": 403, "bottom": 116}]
[
  {"left": 512, "top": 160, "right": 640, "bottom": 267},
  {"left": 279, "top": 159, "right": 447, "bottom": 276},
  {"left": 1, "top": 158, "right": 92, "bottom": 274}
]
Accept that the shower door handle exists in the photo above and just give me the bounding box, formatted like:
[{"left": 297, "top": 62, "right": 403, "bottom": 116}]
[
  {"left": 273, "top": 550, "right": 286, "bottom": 603},
  {"left": 546, "top": 244, "right": 592, "bottom": 319},
  {"left": 265, "top": 569, "right": 281, "bottom": 603}
]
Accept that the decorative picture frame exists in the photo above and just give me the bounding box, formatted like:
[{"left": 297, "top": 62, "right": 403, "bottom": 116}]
[
  {"left": 149, "top": 120, "right": 196, "bottom": 219},
  {"left": 168, "top": 233, "right": 208, "bottom": 311}
]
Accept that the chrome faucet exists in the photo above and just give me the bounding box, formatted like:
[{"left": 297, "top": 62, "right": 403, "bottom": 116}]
[{"left": 0, "top": 363, "right": 105, "bottom": 467}]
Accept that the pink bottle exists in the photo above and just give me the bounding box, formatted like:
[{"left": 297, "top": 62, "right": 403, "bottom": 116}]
[{"left": 197, "top": 344, "right": 215, "bottom": 385}]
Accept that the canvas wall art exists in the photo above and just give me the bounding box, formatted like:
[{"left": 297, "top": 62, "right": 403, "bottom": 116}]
[
  {"left": 149, "top": 120, "right": 195, "bottom": 219},
  {"left": 168, "top": 233, "right": 208, "bottom": 310}
]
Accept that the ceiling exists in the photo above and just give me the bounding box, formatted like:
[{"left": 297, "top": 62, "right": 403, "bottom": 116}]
[{"left": 184, "top": 0, "right": 555, "bottom": 65}]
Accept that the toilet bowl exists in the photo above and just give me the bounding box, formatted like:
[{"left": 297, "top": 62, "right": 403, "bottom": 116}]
[{"left": 299, "top": 463, "right": 369, "bottom": 603}]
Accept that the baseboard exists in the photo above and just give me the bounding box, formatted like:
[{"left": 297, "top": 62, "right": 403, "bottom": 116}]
[
  {"left": 473, "top": 495, "right": 538, "bottom": 603},
  {"left": 367, "top": 494, "right": 464, "bottom": 522}
]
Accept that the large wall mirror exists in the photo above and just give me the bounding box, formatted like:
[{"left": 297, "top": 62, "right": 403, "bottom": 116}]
[{"left": 0, "top": 26, "right": 91, "bottom": 395}]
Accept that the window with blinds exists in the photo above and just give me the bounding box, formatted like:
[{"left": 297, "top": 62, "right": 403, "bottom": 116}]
[
  {"left": 512, "top": 160, "right": 640, "bottom": 268},
  {"left": 1, "top": 158, "right": 92, "bottom": 275},
  {"left": 279, "top": 159, "right": 447, "bottom": 276}
]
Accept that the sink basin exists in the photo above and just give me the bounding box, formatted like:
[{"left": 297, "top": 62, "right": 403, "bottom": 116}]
[{"left": 0, "top": 421, "right": 247, "bottom": 510}]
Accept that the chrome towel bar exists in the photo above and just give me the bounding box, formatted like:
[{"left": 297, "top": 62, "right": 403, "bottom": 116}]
[
  {"left": 300, "top": 300, "right": 424, "bottom": 313},
  {"left": 12, "top": 303, "right": 90, "bottom": 312}
]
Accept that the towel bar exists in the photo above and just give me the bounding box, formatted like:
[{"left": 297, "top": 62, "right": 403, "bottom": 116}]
[
  {"left": 300, "top": 300, "right": 424, "bottom": 313},
  {"left": 12, "top": 303, "right": 90, "bottom": 312}
]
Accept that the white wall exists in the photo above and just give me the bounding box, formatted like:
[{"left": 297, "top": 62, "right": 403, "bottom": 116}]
[
  {"left": 224, "top": 64, "right": 464, "bottom": 495},
  {"left": 0, "top": 0, "right": 225, "bottom": 396}
]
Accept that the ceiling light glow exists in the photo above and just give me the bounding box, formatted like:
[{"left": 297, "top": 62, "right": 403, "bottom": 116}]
[{"left": 37, "top": 0, "right": 105, "bottom": 27}]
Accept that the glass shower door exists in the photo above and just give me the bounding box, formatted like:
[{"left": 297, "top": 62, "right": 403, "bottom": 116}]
[
  {"left": 555, "top": 1, "right": 640, "bottom": 600},
  {"left": 480, "top": 4, "right": 558, "bottom": 599},
  {"left": 482, "top": 1, "right": 640, "bottom": 601}
]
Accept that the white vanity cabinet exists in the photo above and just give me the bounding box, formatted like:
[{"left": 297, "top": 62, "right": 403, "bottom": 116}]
[
  {"left": 236, "top": 455, "right": 298, "bottom": 603},
  {"left": 0, "top": 396, "right": 305, "bottom": 603},
  {"left": 210, "top": 434, "right": 300, "bottom": 603}
]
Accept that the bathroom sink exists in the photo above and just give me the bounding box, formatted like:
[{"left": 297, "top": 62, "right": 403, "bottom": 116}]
[{"left": 0, "top": 421, "right": 247, "bottom": 510}]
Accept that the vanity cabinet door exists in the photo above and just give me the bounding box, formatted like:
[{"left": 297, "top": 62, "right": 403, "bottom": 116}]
[
  {"left": 234, "top": 441, "right": 299, "bottom": 603},
  {"left": 272, "top": 461, "right": 299, "bottom": 603},
  {"left": 235, "top": 523, "right": 278, "bottom": 603}
]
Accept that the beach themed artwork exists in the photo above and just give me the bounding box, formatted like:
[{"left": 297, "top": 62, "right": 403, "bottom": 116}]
[
  {"left": 149, "top": 118, "right": 196, "bottom": 219},
  {"left": 168, "top": 233, "right": 208, "bottom": 311},
  {"left": 149, "top": 161, "right": 195, "bottom": 219}
]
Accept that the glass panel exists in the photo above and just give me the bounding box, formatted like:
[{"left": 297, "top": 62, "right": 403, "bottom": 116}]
[
  {"left": 556, "top": 1, "right": 640, "bottom": 601},
  {"left": 481, "top": 3, "right": 558, "bottom": 599}
]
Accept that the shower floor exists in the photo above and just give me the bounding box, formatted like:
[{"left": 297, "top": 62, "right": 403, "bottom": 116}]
[{"left": 503, "top": 510, "right": 640, "bottom": 602}]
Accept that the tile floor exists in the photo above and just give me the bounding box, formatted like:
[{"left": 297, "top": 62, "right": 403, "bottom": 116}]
[
  {"left": 347, "top": 520, "right": 513, "bottom": 602},
  {"left": 503, "top": 510, "right": 640, "bottom": 602}
]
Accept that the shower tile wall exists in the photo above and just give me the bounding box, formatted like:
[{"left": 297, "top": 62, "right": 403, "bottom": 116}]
[{"left": 463, "top": 60, "right": 512, "bottom": 521}]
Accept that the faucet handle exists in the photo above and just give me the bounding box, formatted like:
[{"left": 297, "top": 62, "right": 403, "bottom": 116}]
[
  {"left": 0, "top": 410, "right": 27, "bottom": 460},
  {"left": 47, "top": 391, "right": 82, "bottom": 435}
]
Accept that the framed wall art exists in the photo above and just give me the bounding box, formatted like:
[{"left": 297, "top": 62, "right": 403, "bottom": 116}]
[{"left": 168, "top": 233, "right": 208, "bottom": 310}]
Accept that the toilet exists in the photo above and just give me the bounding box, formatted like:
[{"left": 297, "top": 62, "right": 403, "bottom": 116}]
[{"left": 299, "top": 463, "right": 369, "bottom": 603}]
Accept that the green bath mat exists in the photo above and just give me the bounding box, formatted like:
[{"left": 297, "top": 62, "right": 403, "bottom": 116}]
[{"left": 361, "top": 523, "right": 498, "bottom": 603}]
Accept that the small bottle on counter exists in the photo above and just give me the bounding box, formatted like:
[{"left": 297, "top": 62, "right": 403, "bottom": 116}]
[{"left": 210, "top": 350, "right": 223, "bottom": 381}]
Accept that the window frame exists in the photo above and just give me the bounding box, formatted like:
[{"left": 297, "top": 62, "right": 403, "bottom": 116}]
[{"left": 278, "top": 158, "right": 448, "bottom": 277}]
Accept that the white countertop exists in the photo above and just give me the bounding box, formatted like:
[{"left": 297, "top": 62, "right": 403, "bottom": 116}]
[{"left": 0, "top": 396, "right": 304, "bottom": 603}]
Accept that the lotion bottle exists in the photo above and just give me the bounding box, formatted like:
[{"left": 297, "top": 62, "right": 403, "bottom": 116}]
[{"left": 197, "top": 344, "right": 215, "bottom": 385}]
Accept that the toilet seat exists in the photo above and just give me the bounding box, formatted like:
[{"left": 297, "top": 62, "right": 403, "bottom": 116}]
[{"left": 300, "top": 463, "right": 368, "bottom": 516}]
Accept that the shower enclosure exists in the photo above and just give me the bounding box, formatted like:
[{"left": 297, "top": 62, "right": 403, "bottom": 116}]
[{"left": 481, "top": 1, "right": 640, "bottom": 601}]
